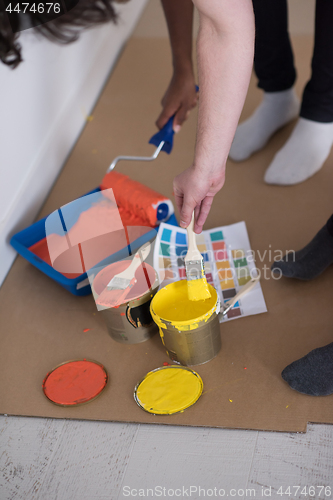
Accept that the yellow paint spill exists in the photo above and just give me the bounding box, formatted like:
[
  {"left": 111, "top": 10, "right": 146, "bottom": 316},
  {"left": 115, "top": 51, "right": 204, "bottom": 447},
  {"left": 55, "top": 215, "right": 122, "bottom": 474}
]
[
  {"left": 187, "top": 277, "right": 211, "bottom": 301},
  {"left": 229, "top": 399, "right": 233, "bottom": 403},
  {"left": 135, "top": 367, "right": 203, "bottom": 415},
  {"left": 150, "top": 280, "right": 218, "bottom": 331}
]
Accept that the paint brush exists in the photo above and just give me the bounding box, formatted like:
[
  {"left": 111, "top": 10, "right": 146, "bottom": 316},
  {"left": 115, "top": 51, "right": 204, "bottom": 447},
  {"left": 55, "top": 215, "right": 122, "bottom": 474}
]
[
  {"left": 97, "top": 242, "right": 151, "bottom": 308},
  {"left": 184, "top": 213, "right": 211, "bottom": 301}
]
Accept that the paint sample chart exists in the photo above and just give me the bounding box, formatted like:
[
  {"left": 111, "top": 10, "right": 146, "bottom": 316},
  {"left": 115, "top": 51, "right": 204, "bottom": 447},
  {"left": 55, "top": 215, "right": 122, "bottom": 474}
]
[{"left": 153, "top": 221, "right": 267, "bottom": 322}]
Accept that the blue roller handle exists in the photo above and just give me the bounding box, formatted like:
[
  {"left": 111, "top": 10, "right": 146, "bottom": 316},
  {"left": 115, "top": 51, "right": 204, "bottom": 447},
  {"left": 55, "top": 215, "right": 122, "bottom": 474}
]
[
  {"left": 149, "top": 115, "right": 175, "bottom": 154},
  {"left": 148, "top": 85, "right": 199, "bottom": 155}
]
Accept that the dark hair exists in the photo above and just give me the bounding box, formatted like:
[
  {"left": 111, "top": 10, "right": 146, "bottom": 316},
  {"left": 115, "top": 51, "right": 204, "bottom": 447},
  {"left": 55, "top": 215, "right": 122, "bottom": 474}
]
[{"left": 0, "top": 0, "right": 122, "bottom": 68}]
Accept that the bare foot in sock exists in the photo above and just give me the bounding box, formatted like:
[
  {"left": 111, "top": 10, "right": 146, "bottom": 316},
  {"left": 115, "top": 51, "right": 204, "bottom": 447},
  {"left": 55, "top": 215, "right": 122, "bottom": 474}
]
[
  {"left": 265, "top": 118, "right": 333, "bottom": 185},
  {"left": 282, "top": 342, "right": 333, "bottom": 396},
  {"left": 229, "top": 89, "right": 300, "bottom": 161},
  {"left": 271, "top": 223, "right": 333, "bottom": 280}
]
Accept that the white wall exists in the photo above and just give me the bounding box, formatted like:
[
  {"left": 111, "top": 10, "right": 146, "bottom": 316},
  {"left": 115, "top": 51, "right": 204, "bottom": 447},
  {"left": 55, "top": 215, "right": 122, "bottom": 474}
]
[{"left": 0, "top": 0, "right": 148, "bottom": 286}]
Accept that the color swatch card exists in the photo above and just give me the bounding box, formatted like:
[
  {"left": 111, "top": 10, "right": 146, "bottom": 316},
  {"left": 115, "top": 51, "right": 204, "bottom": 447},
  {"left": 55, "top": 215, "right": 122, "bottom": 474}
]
[{"left": 153, "top": 221, "right": 267, "bottom": 322}]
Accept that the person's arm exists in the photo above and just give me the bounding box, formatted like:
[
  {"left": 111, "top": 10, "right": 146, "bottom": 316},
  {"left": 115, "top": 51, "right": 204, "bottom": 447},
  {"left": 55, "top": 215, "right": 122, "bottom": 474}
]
[
  {"left": 174, "top": 0, "right": 255, "bottom": 233},
  {"left": 156, "top": 0, "right": 198, "bottom": 132}
]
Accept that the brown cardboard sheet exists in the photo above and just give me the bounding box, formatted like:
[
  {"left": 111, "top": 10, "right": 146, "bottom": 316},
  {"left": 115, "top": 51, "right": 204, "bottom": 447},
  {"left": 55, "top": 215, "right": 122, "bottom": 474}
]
[{"left": 1, "top": 36, "right": 333, "bottom": 433}]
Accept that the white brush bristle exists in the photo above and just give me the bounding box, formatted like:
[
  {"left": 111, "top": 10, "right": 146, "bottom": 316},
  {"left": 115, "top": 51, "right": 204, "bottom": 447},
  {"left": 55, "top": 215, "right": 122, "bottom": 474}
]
[
  {"left": 107, "top": 276, "right": 130, "bottom": 291},
  {"left": 185, "top": 260, "right": 204, "bottom": 281}
]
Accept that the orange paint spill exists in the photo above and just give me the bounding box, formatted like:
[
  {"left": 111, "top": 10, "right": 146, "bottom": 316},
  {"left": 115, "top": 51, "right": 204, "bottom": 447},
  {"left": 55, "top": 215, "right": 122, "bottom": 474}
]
[{"left": 42, "top": 360, "right": 107, "bottom": 406}]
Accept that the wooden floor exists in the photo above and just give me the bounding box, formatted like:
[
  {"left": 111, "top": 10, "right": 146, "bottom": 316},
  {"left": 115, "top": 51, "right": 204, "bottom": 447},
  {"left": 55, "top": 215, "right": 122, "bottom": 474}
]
[{"left": 1, "top": 416, "right": 332, "bottom": 499}]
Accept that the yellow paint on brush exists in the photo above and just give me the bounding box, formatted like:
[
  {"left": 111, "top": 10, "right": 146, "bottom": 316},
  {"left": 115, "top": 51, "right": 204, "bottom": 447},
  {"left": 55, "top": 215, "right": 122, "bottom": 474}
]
[
  {"left": 150, "top": 280, "right": 219, "bottom": 331},
  {"left": 187, "top": 277, "right": 211, "bottom": 301},
  {"left": 135, "top": 366, "right": 203, "bottom": 415}
]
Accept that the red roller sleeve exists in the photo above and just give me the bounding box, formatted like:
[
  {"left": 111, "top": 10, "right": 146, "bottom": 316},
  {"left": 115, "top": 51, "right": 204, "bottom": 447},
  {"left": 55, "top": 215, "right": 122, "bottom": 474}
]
[{"left": 100, "top": 171, "right": 168, "bottom": 227}]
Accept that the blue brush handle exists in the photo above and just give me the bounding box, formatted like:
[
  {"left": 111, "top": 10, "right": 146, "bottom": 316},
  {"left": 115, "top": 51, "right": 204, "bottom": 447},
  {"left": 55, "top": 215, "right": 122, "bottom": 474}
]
[{"left": 149, "top": 85, "right": 199, "bottom": 155}]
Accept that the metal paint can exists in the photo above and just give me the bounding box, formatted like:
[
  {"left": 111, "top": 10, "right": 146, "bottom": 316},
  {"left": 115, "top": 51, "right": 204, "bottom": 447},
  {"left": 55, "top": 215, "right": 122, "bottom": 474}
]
[
  {"left": 93, "top": 261, "right": 159, "bottom": 344},
  {"left": 150, "top": 280, "right": 221, "bottom": 366}
]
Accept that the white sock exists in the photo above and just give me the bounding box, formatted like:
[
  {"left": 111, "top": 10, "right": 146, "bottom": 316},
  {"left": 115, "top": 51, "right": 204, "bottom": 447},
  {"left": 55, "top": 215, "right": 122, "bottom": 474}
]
[
  {"left": 264, "top": 117, "right": 333, "bottom": 185},
  {"left": 229, "top": 88, "right": 300, "bottom": 161}
]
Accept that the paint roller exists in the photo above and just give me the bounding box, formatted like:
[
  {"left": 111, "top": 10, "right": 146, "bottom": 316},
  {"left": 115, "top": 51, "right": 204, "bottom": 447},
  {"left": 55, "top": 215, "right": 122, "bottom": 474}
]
[
  {"left": 101, "top": 85, "right": 199, "bottom": 227},
  {"left": 27, "top": 115, "right": 179, "bottom": 276},
  {"left": 100, "top": 114, "right": 178, "bottom": 227},
  {"left": 28, "top": 114, "right": 181, "bottom": 275}
]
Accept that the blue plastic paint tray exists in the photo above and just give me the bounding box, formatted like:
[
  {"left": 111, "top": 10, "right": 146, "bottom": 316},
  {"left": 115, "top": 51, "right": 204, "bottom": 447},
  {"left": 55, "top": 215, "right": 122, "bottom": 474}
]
[{"left": 10, "top": 187, "right": 178, "bottom": 296}]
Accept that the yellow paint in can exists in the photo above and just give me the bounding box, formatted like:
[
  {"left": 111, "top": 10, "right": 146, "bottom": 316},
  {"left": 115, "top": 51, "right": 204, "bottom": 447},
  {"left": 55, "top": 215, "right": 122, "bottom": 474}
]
[
  {"left": 151, "top": 280, "right": 219, "bottom": 331},
  {"left": 134, "top": 366, "right": 203, "bottom": 415}
]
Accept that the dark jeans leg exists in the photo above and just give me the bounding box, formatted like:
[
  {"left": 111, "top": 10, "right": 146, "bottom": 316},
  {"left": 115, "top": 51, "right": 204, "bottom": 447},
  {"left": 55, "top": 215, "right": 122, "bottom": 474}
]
[
  {"left": 301, "top": 0, "right": 333, "bottom": 122},
  {"left": 252, "top": 0, "right": 296, "bottom": 92},
  {"left": 326, "top": 214, "right": 333, "bottom": 238}
]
